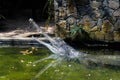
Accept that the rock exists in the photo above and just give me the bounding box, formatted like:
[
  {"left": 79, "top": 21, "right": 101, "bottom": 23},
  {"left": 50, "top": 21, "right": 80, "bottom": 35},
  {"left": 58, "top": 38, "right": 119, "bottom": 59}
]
[
  {"left": 59, "top": 7, "right": 66, "bottom": 18},
  {"left": 66, "top": 16, "right": 76, "bottom": 25},
  {"left": 89, "top": 32, "right": 95, "bottom": 40},
  {"left": 83, "top": 20, "right": 91, "bottom": 31},
  {"left": 108, "top": 0, "right": 119, "bottom": 9},
  {"left": 56, "top": 0, "right": 62, "bottom": 6},
  {"left": 90, "top": 26, "right": 100, "bottom": 32},
  {"left": 82, "top": 15, "right": 92, "bottom": 30},
  {"left": 113, "top": 31, "right": 120, "bottom": 41},
  {"left": 114, "top": 19, "right": 120, "bottom": 31},
  {"left": 113, "top": 9, "right": 120, "bottom": 17},
  {"left": 97, "top": 18, "right": 103, "bottom": 27},
  {"left": 58, "top": 20, "right": 67, "bottom": 29},
  {"left": 93, "top": 9, "right": 104, "bottom": 19},
  {"left": 103, "top": 0, "right": 108, "bottom": 7},
  {"left": 83, "top": 25, "right": 91, "bottom": 31},
  {"left": 54, "top": 0, "right": 58, "bottom": 10},
  {"left": 90, "top": 1, "right": 102, "bottom": 9},
  {"left": 95, "top": 31, "right": 105, "bottom": 41},
  {"left": 104, "top": 7, "right": 114, "bottom": 16},
  {"left": 102, "top": 20, "right": 113, "bottom": 32},
  {"left": 104, "top": 32, "right": 113, "bottom": 41},
  {"left": 55, "top": 11, "right": 59, "bottom": 22},
  {"left": 90, "top": 21, "right": 97, "bottom": 27}
]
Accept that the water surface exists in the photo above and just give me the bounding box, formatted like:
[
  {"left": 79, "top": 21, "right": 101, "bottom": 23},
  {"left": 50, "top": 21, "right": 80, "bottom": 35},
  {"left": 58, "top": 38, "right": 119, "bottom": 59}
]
[{"left": 0, "top": 47, "right": 120, "bottom": 80}]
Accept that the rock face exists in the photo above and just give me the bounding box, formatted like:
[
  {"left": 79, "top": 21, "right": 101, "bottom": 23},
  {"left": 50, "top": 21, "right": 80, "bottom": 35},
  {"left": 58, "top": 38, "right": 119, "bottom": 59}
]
[{"left": 54, "top": 0, "right": 120, "bottom": 42}]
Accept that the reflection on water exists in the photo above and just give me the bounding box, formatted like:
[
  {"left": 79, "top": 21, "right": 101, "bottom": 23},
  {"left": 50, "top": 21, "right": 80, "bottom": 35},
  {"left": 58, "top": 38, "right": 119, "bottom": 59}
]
[{"left": 0, "top": 47, "right": 120, "bottom": 80}]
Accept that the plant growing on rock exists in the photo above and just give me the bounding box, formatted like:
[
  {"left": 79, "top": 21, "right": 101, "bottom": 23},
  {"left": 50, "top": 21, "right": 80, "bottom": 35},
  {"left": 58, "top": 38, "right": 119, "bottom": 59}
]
[{"left": 70, "top": 24, "right": 90, "bottom": 40}]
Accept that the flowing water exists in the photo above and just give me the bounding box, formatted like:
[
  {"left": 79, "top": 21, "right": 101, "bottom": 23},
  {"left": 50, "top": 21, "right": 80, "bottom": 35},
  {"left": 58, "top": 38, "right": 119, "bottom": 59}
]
[{"left": 0, "top": 47, "right": 120, "bottom": 80}]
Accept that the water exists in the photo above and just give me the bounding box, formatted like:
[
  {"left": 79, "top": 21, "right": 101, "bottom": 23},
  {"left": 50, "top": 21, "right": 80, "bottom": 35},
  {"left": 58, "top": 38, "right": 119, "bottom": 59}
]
[{"left": 0, "top": 47, "right": 120, "bottom": 80}]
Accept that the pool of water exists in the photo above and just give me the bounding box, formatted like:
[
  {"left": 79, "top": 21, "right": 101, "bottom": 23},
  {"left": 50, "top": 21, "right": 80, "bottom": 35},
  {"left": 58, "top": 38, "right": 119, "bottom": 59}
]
[{"left": 0, "top": 47, "right": 120, "bottom": 80}]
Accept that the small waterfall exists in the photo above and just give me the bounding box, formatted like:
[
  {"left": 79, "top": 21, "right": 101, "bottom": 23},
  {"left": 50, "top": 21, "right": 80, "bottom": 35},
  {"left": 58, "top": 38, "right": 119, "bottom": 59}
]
[{"left": 29, "top": 18, "right": 120, "bottom": 79}]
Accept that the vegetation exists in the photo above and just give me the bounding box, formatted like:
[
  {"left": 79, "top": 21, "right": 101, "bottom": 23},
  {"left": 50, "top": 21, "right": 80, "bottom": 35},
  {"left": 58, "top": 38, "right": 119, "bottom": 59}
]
[
  {"left": 70, "top": 24, "right": 90, "bottom": 40},
  {"left": 45, "top": 0, "right": 54, "bottom": 25}
]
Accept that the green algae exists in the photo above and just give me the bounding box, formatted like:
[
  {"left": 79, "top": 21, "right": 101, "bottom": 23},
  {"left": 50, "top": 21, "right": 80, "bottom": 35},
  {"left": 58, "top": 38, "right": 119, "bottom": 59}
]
[{"left": 0, "top": 47, "right": 119, "bottom": 80}]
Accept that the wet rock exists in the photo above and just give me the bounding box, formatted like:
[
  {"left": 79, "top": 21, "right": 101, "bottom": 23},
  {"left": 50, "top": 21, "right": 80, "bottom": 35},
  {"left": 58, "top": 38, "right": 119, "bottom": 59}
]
[
  {"left": 102, "top": 20, "right": 113, "bottom": 32},
  {"left": 58, "top": 20, "right": 67, "bottom": 29},
  {"left": 90, "top": 21, "right": 97, "bottom": 27},
  {"left": 56, "top": 0, "right": 62, "bottom": 6},
  {"left": 92, "top": 9, "right": 104, "bottom": 19},
  {"left": 59, "top": 7, "right": 66, "bottom": 18},
  {"left": 90, "top": 1, "right": 102, "bottom": 9},
  {"left": 104, "top": 7, "right": 114, "bottom": 16},
  {"left": 89, "top": 32, "right": 95, "bottom": 40},
  {"left": 97, "top": 18, "right": 103, "bottom": 27},
  {"left": 114, "top": 19, "right": 120, "bottom": 31},
  {"left": 82, "top": 15, "right": 94, "bottom": 30},
  {"left": 83, "top": 20, "right": 91, "bottom": 31},
  {"left": 103, "top": 0, "right": 108, "bottom": 7},
  {"left": 95, "top": 31, "right": 105, "bottom": 41},
  {"left": 114, "top": 31, "right": 120, "bottom": 41},
  {"left": 104, "top": 32, "right": 113, "bottom": 41},
  {"left": 55, "top": 11, "right": 59, "bottom": 22},
  {"left": 113, "top": 9, "right": 120, "bottom": 17},
  {"left": 90, "top": 26, "right": 100, "bottom": 32},
  {"left": 108, "top": 0, "right": 119, "bottom": 10},
  {"left": 54, "top": 0, "right": 59, "bottom": 10},
  {"left": 66, "top": 16, "right": 76, "bottom": 25}
]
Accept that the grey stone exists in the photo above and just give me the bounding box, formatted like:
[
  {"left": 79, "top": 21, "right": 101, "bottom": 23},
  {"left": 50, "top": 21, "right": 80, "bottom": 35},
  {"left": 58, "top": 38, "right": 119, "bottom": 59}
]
[
  {"left": 90, "top": 0, "right": 102, "bottom": 9},
  {"left": 113, "top": 9, "right": 120, "bottom": 17},
  {"left": 66, "top": 16, "right": 76, "bottom": 25},
  {"left": 108, "top": 0, "right": 119, "bottom": 9},
  {"left": 103, "top": 0, "right": 108, "bottom": 7},
  {"left": 114, "top": 19, "right": 120, "bottom": 31},
  {"left": 95, "top": 9, "right": 104, "bottom": 18},
  {"left": 105, "top": 7, "right": 114, "bottom": 16},
  {"left": 97, "top": 18, "right": 103, "bottom": 27},
  {"left": 54, "top": 0, "right": 59, "bottom": 10}
]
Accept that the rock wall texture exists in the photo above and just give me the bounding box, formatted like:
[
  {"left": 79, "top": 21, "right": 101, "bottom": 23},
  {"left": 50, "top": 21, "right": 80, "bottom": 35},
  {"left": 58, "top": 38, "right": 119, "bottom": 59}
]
[{"left": 54, "top": 0, "right": 120, "bottom": 42}]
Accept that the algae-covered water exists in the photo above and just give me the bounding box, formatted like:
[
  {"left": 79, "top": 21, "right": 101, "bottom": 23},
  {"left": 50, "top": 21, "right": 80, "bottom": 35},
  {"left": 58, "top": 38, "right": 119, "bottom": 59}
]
[{"left": 0, "top": 47, "right": 120, "bottom": 80}]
